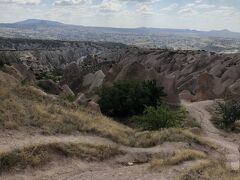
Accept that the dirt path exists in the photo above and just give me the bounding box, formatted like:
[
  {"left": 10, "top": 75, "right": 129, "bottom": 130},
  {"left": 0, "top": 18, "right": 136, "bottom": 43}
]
[
  {"left": 0, "top": 131, "right": 188, "bottom": 155},
  {"left": 1, "top": 157, "right": 208, "bottom": 180},
  {"left": 182, "top": 100, "right": 240, "bottom": 170},
  {"left": 1, "top": 100, "right": 239, "bottom": 179},
  {"left": 0, "top": 131, "right": 191, "bottom": 180}
]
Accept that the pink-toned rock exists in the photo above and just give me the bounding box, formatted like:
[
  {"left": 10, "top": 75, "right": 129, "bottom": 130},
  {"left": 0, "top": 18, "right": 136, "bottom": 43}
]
[
  {"left": 209, "top": 64, "right": 225, "bottom": 77},
  {"left": 87, "top": 101, "right": 101, "bottom": 113},
  {"left": 115, "top": 62, "right": 149, "bottom": 81},
  {"left": 75, "top": 93, "right": 88, "bottom": 105},
  {"left": 179, "top": 90, "right": 195, "bottom": 102},
  {"left": 160, "top": 74, "right": 180, "bottom": 105},
  {"left": 194, "top": 73, "right": 216, "bottom": 101},
  {"left": 222, "top": 67, "right": 239, "bottom": 82},
  {"left": 227, "top": 80, "right": 240, "bottom": 96}
]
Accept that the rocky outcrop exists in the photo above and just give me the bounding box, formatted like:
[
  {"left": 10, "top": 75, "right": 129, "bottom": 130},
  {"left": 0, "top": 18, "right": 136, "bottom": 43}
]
[
  {"left": 0, "top": 38, "right": 128, "bottom": 79},
  {"left": 87, "top": 101, "right": 101, "bottom": 113},
  {"left": 1, "top": 38, "right": 239, "bottom": 102},
  {"left": 62, "top": 84, "right": 75, "bottom": 97},
  {"left": 179, "top": 90, "right": 195, "bottom": 102},
  {"left": 74, "top": 93, "right": 101, "bottom": 113},
  {"left": 2, "top": 64, "right": 24, "bottom": 81},
  {"left": 75, "top": 93, "right": 89, "bottom": 106},
  {"left": 227, "top": 80, "right": 240, "bottom": 97},
  {"left": 2, "top": 63, "right": 35, "bottom": 83},
  {"left": 81, "top": 70, "right": 106, "bottom": 92},
  {"left": 82, "top": 73, "right": 95, "bottom": 87},
  {"left": 104, "top": 48, "right": 240, "bottom": 102},
  {"left": 88, "top": 70, "right": 105, "bottom": 92},
  {"left": 115, "top": 62, "right": 149, "bottom": 81},
  {"left": 160, "top": 74, "right": 180, "bottom": 105},
  {"left": 37, "top": 80, "right": 61, "bottom": 95}
]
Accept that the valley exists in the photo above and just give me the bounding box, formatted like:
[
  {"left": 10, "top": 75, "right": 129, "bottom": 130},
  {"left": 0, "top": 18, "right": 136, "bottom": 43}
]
[{"left": 0, "top": 37, "right": 240, "bottom": 180}]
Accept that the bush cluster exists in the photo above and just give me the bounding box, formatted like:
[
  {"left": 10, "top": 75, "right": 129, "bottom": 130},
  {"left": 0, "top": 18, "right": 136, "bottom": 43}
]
[
  {"left": 132, "top": 105, "right": 185, "bottom": 130},
  {"left": 98, "top": 80, "right": 166, "bottom": 117},
  {"left": 216, "top": 99, "right": 240, "bottom": 129}
]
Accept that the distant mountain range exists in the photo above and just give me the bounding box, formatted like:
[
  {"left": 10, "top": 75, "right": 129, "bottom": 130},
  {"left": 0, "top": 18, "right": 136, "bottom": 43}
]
[
  {"left": 0, "top": 19, "right": 240, "bottom": 53},
  {"left": 1, "top": 19, "right": 240, "bottom": 38}
]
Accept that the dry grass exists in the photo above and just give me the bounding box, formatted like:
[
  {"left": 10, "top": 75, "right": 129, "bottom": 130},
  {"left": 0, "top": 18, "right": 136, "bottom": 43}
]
[
  {"left": 0, "top": 142, "right": 121, "bottom": 173},
  {"left": 178, "top": 160, "right": 240, "bottom": 180},
  {"left": 133, "top": 129, "right": 217, "bottom": 149},
  {"left": 0, "top": 71, "right": 216, "bottom": 149},
  {"left": 150, "top": 149, "right": 207, "bottom": 170}
]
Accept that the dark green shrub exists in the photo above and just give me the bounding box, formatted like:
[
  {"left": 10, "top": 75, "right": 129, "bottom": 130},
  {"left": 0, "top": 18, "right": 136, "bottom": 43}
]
[
  {"left": 98, "top": 80, "right": 166, "bottom": 117},
  {"left": 132, "top": 105, "right": 185, "bottom": 131},
  {"left": 216, "top": 99, "right": 240, "bottom": 129},
  {"left": 21, "top": 79, "right": 27, "bottom": 85}
]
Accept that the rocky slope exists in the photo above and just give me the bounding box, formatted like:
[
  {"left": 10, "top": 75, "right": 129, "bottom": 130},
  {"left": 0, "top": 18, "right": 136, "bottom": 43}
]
[
  {"left": 0, "top": 37, "right": 129, "bottom": 79},
  {"left": 0, "top": 38, "right": 240, "bottom": 104},
  {"left": 104, "top": 48, "right": 240, "bottom": 103}
]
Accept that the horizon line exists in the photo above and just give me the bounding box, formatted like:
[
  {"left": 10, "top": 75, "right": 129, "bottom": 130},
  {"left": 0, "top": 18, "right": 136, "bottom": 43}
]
[{"left": 1, "top": 18, "right": 240, "bottom": 34}]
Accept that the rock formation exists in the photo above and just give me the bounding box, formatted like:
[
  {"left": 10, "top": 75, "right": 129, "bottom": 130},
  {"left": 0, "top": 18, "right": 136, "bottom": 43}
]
[
  {"left": 37, "top": 80, "right": 61, "bottom": 95},
  {"left": 62, "top": 84, "right": 75, "bottom": 97},
  {"left": 0, "top": 38, "right": 239, "bottom": 103}
]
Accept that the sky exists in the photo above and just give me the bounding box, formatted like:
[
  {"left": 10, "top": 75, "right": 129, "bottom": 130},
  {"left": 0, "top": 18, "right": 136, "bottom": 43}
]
[{"left": 0, "top": 0, "right": 240, "bottom": 32}]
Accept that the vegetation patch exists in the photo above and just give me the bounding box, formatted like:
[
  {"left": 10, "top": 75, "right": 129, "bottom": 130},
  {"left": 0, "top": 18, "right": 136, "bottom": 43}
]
[
  {"left": 131, "top": 105, "right": 185, "bottom": 131},
  {"left": 209, "top": 99, "right": 240, "bottom": 131},
  {"left": 0, "top": 142, "right": 121, "bottom": 173},
  {"left": 98, "top": 80, "right": 166, "bottom": 117},
  {"left": 0, "top": 72, "right": 215, "bottom": 149},
  {"left": 150, "top": 149, "right": 207, "bottom": 170},
  {"left": 132, "top": 129, "right": 217, "bottom": 149},
  {"left": 178, "top": 160, "right": 240, "bottom": 180}
]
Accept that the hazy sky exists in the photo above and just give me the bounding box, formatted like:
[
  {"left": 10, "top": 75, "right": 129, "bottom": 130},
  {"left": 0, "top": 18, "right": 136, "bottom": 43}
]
[{"left": 0, "top": 0, "right": 240, "bottom": 32}]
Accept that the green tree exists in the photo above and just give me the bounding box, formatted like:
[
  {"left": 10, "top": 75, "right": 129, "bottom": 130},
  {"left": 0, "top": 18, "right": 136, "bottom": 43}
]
[
  {"left": 98, "top": 80, "right": 166, "bottom": 117},
  {"left": 132, "top": 105, "right": 185, "bottom": 130},
  {"left": 217, "top": 99, "right": 240, "bottom": 129}
]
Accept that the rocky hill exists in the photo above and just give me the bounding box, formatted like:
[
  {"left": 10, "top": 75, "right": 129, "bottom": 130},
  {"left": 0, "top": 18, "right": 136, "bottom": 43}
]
[
  {"left": 0, "top": 38, "right": 239, "bottom": 104},
  {"left": 0, "top": 38, "right": 129, "bottom": 79}
]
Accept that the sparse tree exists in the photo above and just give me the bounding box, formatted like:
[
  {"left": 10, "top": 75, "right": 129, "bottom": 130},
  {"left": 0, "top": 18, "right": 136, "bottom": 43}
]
[{"left": 216, "top": 99, "right": 240, "bottom": 129}]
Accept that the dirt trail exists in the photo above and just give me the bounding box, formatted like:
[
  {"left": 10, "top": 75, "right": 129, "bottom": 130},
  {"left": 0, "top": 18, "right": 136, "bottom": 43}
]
[
  {"left": 0, "top": 131, "right": 191, "bottom": 180},
  {"left": 1, "top": 100, "right": 239, "bottom": 179},
  {"left": 1, "top": 157, "right": 208, "bottom": 180},
  {"left": 182, "top": 100, "right": 240, "bottom": 170},
  {"left": 0, "top": 132, "right": 188, "bottom": 155}
]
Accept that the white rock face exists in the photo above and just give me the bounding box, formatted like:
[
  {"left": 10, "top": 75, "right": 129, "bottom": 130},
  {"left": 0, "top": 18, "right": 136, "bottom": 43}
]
[
  {"left": 88, "top": 70, "right": 106, "bottom": 92},
  {"left": 82, "top": 73, "right": 95, "bottom": 87}
]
